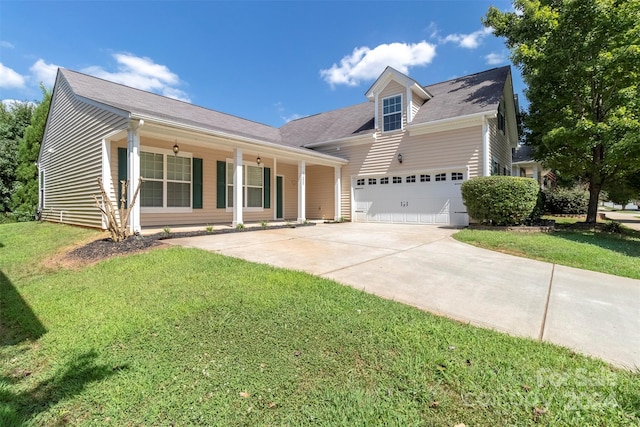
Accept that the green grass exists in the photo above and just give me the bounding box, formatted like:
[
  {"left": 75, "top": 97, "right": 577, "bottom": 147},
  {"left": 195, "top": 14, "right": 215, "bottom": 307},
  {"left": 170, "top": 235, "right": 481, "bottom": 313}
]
[
  {"left": 453, "top": 219, "right": 640, "bottom": 280},
  {"left": 1, "top": 222, "right": 639, "bottom": 426}
]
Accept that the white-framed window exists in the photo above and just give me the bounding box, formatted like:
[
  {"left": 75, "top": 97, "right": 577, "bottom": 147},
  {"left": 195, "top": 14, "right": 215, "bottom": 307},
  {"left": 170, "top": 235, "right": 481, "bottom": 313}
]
[
  {"left": 406, "top": 175, "right": 416, "bottom": 183},
  {"left": 140, "top": 149, "right": 192, "bottom": 211},
  {"left": 226, "top": 161, "right": 263, "bottom": 210},
  {"left": 356, "top": 178, "right": 365, "bottom": 186},
  {"left": 368, "top": 178, "right": 377, "bottom": 185},
  {"left": 420, "top": 174, "right": 430, "bottom": 182},
  {"left": 492, "top": 157, "right": 500, "bottom": 176},
  {"left": 497, "top": 102, "right": 506, "bottom": 134},
  {"left": 382, "top": 94, "right": 402, "bottom": 132},
  {"left": 435, "top": 173, "right": 446, "bottom": 182},
  {"left": 380, "top": 177, "right": 389, "bottom": 184},
  {"left": 392, "top": 176, "right": 402, "bottom": 184},
  {"left": 451, "top": 172, "right": 464, "bottom": 181}
]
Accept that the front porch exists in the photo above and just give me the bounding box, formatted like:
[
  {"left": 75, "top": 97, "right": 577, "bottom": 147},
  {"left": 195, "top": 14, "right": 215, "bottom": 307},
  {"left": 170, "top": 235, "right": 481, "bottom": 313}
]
[{"left": 104, "top": 120, "right": 347, "bottom": 233}]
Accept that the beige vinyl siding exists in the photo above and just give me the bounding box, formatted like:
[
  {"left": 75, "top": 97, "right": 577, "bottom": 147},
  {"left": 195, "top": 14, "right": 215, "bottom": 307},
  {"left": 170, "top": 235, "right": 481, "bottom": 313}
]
[
  {"left": 305, "top": 165, "right": 334, "bottom": 220},
  {"left": 488, "top": 117, "right": 512, "bottom": 175},
  {"left": 277, "top": 163, "right": 299, "bottom": 220},
  {"left": 411, "top": 92, "right": 423, "bottom": 123},
  {"left": 313, "top": 125, "right": 482, "bottom": 220},
  {"left": 39, "top": 75, "right": 129, "bottom": 227}
]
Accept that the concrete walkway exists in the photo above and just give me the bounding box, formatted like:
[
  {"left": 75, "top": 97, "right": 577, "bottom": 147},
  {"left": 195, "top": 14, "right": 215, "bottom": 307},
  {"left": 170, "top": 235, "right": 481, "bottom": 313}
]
[{"left": 165, "top": 223, "right": 640, "bottom": 370}]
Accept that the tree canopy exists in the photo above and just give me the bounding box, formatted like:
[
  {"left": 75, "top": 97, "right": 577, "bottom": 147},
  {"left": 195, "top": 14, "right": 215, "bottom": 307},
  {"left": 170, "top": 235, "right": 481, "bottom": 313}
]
[
  {"left": 484, "top": 0, "right": 640, "bottom": 222},
  {"left": 10, "top": 85, "right": 52, "bottom": 220},
  {"left": 0, "top": 102, "right": 34, "bottom": 214}
]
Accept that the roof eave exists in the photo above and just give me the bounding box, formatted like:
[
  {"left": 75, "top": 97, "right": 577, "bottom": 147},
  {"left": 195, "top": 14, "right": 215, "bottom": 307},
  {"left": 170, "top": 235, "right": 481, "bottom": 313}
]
[
  {"left": 130, "top": 113, "right": 348, "bottom": 166},
  {"left": 407, "top": 111, "right": 496, "bottom": 136}
]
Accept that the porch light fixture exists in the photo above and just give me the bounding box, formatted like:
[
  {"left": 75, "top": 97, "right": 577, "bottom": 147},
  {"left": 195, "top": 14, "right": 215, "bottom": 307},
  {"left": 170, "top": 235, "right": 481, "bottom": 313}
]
[
  {"left": 397, "top": 153, "right": 403, "bottom": 164},
  {"left": 172, "top": 142, "right": 180, "bottom": 155},
  {"left": 256, "top": 156, "right": 262, "bottom": 165}
]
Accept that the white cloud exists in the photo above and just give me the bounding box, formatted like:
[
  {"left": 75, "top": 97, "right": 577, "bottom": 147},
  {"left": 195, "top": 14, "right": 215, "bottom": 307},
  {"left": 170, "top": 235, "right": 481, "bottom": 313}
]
[
  {"left": 0, "top": 63, "right": 26, "bottom": 89},
  {"left": 82, "top": 53, "right": 191, "bottom": 102},
  {"left": 0, "top": 41, "right": 15, "bottom": 49},
  {"left": 441, "top": 27, "right": 493, "bottom": 49},
  {"left": 485, "top": 52, "right": 508, "bottom": 65},
  {"left": 30, "top": 59, "right": 59, "bottom": 87},
  {"left": 320, "top": 41, "right": 437, "bottom": 87}
]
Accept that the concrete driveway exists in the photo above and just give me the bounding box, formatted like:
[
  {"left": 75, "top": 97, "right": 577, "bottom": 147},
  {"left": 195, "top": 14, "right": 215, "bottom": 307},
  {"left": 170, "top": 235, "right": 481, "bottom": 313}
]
[{"left": 166, "top": 223, "right": 640, "bottom": 370}]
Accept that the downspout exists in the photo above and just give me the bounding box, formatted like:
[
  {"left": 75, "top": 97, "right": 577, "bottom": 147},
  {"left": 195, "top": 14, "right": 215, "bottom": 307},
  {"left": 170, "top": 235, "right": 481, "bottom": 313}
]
[{"left": 482, "top": 115, "right": 491, "bottom": 176}]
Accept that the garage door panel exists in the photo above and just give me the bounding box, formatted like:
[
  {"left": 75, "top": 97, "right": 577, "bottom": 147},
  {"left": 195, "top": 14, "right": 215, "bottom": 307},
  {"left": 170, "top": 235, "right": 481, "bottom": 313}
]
[{"left": 353, "top": 173, "right": 469, "bottom": 226}]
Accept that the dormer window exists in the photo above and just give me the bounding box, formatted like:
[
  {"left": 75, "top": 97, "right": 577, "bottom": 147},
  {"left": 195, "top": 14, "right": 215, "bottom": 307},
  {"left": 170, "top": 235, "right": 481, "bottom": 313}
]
[{"left": 382, "top": 94, "right": 402, "bottom": 132}]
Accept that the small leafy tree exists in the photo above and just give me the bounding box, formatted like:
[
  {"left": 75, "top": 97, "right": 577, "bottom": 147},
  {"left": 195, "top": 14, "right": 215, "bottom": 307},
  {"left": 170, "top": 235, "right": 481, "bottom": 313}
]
[{"left": 461, "top": 176, "right": 540, "bottom": 226}]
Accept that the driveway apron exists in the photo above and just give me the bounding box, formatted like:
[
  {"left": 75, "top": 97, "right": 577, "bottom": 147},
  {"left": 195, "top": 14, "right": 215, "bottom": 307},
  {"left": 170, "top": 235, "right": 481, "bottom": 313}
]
[{"left": 166, "top": 223, "right": 640, "bottom": 369}]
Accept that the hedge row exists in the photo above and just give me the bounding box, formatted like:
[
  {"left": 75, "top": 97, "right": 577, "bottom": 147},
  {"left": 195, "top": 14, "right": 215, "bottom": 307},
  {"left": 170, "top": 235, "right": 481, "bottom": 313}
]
[{"left": 542, "top": 187, "right": 589, "bottom": 214}]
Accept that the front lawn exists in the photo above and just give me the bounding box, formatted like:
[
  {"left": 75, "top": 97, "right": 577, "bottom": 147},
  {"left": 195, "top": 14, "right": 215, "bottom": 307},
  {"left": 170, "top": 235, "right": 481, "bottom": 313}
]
[
  {"left": 1, "top": 222, "right": 639, "bottom": 426},
  {"left": 454, "top": 220, "right": 640, "bottom": 280}
]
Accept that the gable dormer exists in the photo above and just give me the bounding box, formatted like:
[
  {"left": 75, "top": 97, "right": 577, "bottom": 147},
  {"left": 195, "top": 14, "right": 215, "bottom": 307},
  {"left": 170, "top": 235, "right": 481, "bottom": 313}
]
[{"left": 365, "top": 67, "right": 432, "bottom": 133}]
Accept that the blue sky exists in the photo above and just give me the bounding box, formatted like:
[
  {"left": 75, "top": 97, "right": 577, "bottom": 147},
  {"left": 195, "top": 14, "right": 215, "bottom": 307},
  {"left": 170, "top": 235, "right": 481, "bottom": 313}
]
[{"left": 0, "top": 0, "right": 522, "bottom": 127}]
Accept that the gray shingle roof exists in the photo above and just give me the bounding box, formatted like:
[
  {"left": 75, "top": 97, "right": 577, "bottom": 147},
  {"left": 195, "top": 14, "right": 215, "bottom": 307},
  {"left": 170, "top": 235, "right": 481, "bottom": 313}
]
[
  {"left": 512, "top": 144, "right": 536, "bottom": 163},
  {"left": 280, "top": 102, "right": 375, "bottom": 147},
  {"left": 415, "top": 66, "right": 510, "bottom": 123},
  {"left": 60, "top": 69, "right": 282, "bottom": 144},
  {"left": 60, "top": 65, "right": 510, "bottom": 148},
  {"left": 280, "top": 66, "right": 510, "bottom": 146}
]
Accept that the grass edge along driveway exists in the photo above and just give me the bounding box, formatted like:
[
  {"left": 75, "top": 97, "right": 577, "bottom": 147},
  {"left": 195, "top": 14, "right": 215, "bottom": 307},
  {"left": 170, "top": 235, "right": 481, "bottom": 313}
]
[
  {"left": 1, "top": 222, "right": 639, "bottom": 426},
  {"left": 453, "top": 221, "right": 640, "bottom": 280}
]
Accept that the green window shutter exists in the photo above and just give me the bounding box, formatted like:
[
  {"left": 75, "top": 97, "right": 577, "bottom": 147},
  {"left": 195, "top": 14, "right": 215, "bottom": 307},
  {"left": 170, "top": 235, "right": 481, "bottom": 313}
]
[
  {"left": 216, "top": 160, "right": 226, "bottom": 208},
  {"left": 263, "top": 167, "right": 271, "bottom": 209},
  {"left": 192, "top": 158, "right": 203, "bottom": 209},
  {"left": 117, "top": 147, "right": 128, "bottom": 208}
]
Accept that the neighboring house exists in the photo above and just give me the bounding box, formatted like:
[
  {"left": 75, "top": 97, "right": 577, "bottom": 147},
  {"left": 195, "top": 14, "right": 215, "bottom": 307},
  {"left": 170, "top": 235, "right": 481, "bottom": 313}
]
[
  {"left": 38, "top": 65, "right": 519, "bottom": 231},
  {"left": 511, "top": 144, "right": 554, "bottom": 188}
]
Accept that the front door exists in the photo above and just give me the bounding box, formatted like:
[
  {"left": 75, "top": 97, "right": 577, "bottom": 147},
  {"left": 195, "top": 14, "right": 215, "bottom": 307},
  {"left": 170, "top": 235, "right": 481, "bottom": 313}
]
[{"left": 276, "top": 175, "right": 284, "bottom": 219}]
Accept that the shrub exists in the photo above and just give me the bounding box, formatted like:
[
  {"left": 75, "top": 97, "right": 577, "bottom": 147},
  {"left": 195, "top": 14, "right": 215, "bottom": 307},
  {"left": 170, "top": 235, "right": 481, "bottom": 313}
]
[
  {"left": 461, "top": 176, "right": 540, "bottom": 226},
  {"left": 543, "top": 187, "right": 588, "bottom": 214}
]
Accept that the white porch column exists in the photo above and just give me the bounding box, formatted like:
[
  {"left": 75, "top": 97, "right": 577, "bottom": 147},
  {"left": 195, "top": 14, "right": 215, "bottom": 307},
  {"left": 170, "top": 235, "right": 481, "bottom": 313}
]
[
  {"left": 273, "top": 158, "right": 278, "bottom": 221},
  {"left": 232, "top": 148, "right": 243, "bottom": 226},
  {"left": 297, "top": 160, "right": 306, "bottom": 222},
  {"left": 101, "top": 138, "right": 111, "bottom": 230},
  {"left": 533, "top": 166, "right": 541, "bottom": 188},
  {"left": 127, "top": 120, "right": 142, "bottom": 234},
  {"left": 334, "top": 166, "right": 341, "bottom": 221}
]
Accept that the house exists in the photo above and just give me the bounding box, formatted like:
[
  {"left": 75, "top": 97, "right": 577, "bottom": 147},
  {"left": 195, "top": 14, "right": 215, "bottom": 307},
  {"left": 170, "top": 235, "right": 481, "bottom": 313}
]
[
  {"left": 37, "top": 65, "right": 519, "bottom": 232},
  {"left": 511, "top": 144, "right": 554, "bottom": 188}
]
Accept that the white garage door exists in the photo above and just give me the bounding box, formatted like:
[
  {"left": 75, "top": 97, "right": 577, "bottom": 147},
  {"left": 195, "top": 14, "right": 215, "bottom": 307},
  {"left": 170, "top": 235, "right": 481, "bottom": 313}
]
[{"left": 353, "top": 172, "right": 468, "bottom": 226}]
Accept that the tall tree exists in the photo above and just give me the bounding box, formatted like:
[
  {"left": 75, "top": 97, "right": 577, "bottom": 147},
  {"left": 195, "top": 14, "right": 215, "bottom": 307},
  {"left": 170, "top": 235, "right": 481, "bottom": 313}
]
[
  {"left": 484, "top": 0, "right": 640, "bottom": 222},
  {"left": 11, "top": 85, "right": 52, "bottom": 220},
  {"left": 0, "top": 102, "right": 34, "bottom": 213}
]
